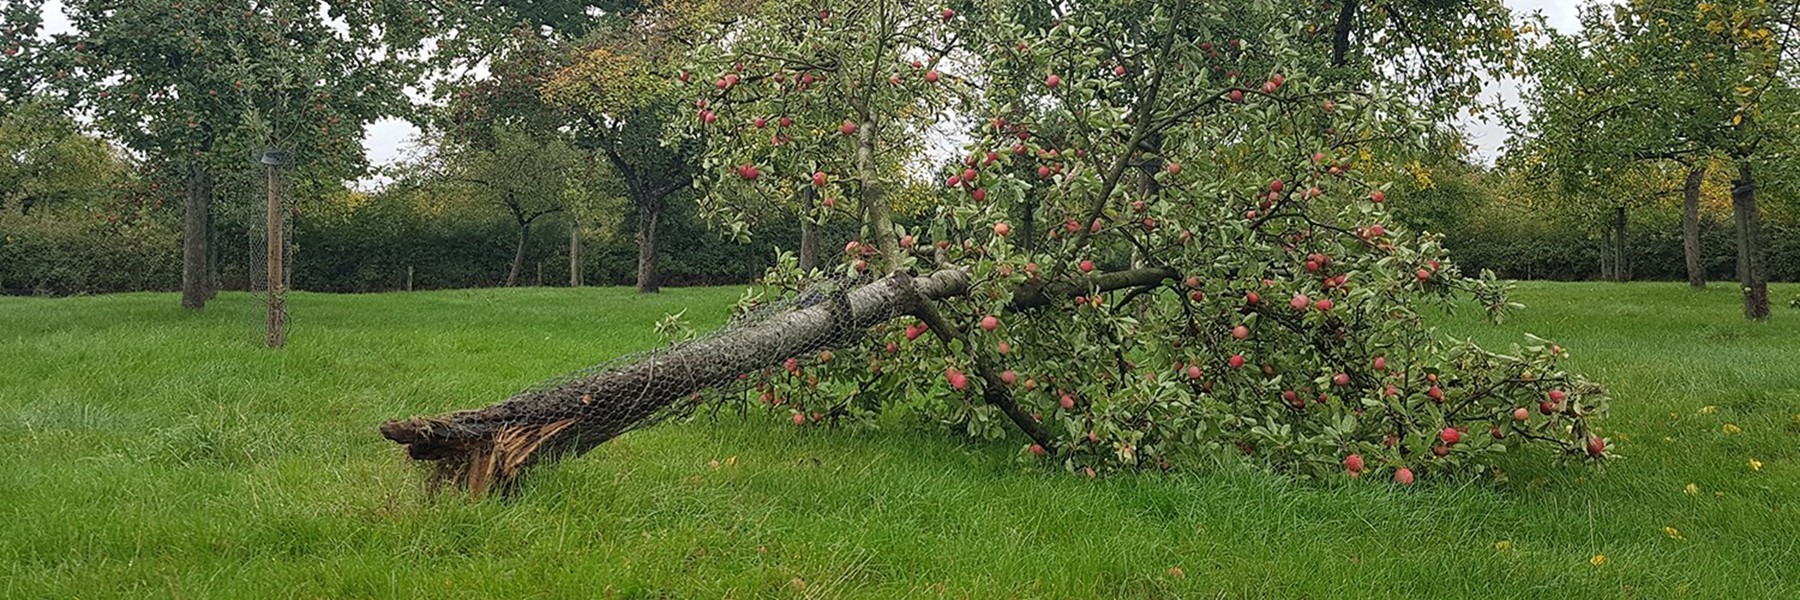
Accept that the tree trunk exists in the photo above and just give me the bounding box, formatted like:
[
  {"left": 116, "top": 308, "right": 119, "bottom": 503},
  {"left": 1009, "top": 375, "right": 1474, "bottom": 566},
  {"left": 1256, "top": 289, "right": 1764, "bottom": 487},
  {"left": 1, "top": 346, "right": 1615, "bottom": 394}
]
[
  {"left": 1597, "top": 226, "right": 1611, "bottom": 281},
  {"left": 506, "top": 221, "right": 530, "bottom": 287},
  {"left": 1731, "top": 162, "right": 1768, "bottom": 320},
  {"left": 569, "top": 220, "right": 583, "bottom": 287},
  {"left": 380, "top": 266, "right": 1177, "bottom": 495},
  {"left": 180, "top": 165, "right": 214, "bottom": 309},
  {"left": 798, "top": 187, "right": 820, "bottom": 273},
  {"left": 1331, "top": 0, "right": 1359, "bottom": 66},
  {"left": 1613, "top": 204, "right": 1628, "bottom": 282},
  {"left": 1682, "top": 165, "right": 1706, "bottom": 288},
  {"left": 635, "top": 201, "right": 661, "bottom": 294},
  {"left": 855, "top": 120, "right": 900, "bottom": 273}
]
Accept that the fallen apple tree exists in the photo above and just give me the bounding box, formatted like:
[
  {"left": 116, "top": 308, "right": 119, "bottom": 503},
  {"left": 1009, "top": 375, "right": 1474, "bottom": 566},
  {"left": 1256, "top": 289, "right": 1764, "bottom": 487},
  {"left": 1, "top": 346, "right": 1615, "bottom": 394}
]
[
  {"left": 380, "top": 266, "right": 1177, "bottom": 494},
  {"left": 384, "top": 0, "right": 1613, "bottom": 496}
]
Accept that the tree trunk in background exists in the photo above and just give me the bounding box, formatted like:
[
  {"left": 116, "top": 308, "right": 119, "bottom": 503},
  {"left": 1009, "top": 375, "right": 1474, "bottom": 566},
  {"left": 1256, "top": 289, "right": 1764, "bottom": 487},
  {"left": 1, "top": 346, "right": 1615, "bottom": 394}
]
[
  {"left": 507, "top": 222, "right": 530, "bottom": 287},
  {"left": 635, "top": 201, "right": 661, "bottom": 294},
  {"left": 1682, "top": 165, "right": 1706, "bottom": 288},
  {"left": 1731, "top": 162, "right": 1768, "bottom": 320},
  {"left": 1605, "top": 227, "right": 1620, "bottom": 281},
  {"left": 569, "top": 220, "right": 583, "bottom": 287},
  {"left": 1613, "top": 205, "right": 1629, "bottom": 282},
  {"left": 798, "top": 187, "right": 819, "bottom": 273},
  {"left": 180, "top": 165, "right": 214, "bottom": 309}
]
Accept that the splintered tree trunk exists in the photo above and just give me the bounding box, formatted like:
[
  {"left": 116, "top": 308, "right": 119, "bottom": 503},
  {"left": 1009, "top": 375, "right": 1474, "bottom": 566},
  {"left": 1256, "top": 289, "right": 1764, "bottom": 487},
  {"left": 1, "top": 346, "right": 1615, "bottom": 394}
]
[
  {"left": 380, "top": 266, "right": 1177, "bottom": 494},
  {"left": 1682, "top": 165, "right": 1706, "bottom": 288},
  {"left": 506, "top": 222, "right": 530, "bottom": 287},
  {"left": 180, "top": 166, "right": 214, "bottom": 309},
  {"left": 636, "top": 202, "right": 661, "bottom": 294},
  {"left": 1731, "top": 162, "right": 1768, "bottom": 320},
  {"left": 798, "top": 188, "right": 820, "bottom": 273}
]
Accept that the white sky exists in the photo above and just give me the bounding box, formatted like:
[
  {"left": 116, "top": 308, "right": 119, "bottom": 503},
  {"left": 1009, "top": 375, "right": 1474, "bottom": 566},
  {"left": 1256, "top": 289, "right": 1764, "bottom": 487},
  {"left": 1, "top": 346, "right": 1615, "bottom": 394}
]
[{"left": 37, "top": 0, "right": 1586, "bottom": 171}]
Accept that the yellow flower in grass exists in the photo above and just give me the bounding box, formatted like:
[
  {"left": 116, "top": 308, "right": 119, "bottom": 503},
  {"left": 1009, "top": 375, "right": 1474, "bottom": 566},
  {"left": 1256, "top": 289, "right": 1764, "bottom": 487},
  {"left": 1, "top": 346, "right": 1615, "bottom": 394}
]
[
  {"left": 1590, "top": 554, "right": 1608, "bottom": 567},
  {"left": 1721, "top": 423, "right": 1741, "bottom": 435},
  {"left": 1494, "top": 540, "right": 1512, "bottom": 551},
  {"left": 1684, "top": 483, "right": 1699, "bottom": 496},
  {"left": 1699, "top": 406, "right": 1719, "bottom": 415},
  {"left": 1749, "top": 458, "right": 1763, "bottom": 472},
  {"left": 1664, "top": 527, "right": 1683, "bottom": 539}
]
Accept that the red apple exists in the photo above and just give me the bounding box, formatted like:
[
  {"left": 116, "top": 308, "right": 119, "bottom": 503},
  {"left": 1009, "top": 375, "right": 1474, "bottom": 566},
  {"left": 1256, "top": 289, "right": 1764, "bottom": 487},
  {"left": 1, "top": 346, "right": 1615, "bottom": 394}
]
[
  {"left": 1586, "top": 436, "right": 1605, "bottom": 457},
  {"left": 1373, "top": 356, "right": 1386, "bottom": 371},
  {"left": 1232, "top": 325, "right": 1249, "bottom": 340},
  {"left": 793, "top": 412, "right": 807, "bottom": 425},
  {"left": 812, "top": 171, "right": 827, "bottom": 186},
  {"left": 1000, "top": 370, "right": 1017, "bottom": 385},
  {"left": 1345, "top": 454, "right": 1365, "bottom": 473},
  {"left": 972, "top": 188, "right": 987, "bottom": 202},
  {"left": 1229, "top": 354, "right": 1246, "bottom": 369},
  {"left": 1395, "top": 467, "right": 1414, "bottom": 486},
  {"left": 925, "top": 70, "right": 940, "bottom": 83},
  {"left": 1370, "top": 190, "right": 1385, "bottom": 203},
  {"left": 1333, "top": 373, "right": 1350, "bottom": 386},
  {"left": 1079, "top": 259, "right": 1095, "bottom": 273},
  {"left": 1045, "top": 74, "right": 1061, "bottom": 88},
  {"left": 1059, "top": 394, "right": 1076, "bottom": 410},
  {"left": 980, "top": 314, "right": 1000, "bottom": 331},
  {"left": 1290, "top": 294, "right": 1310, "bottom": 311},
  {"left": 1029, "top": 443, "right": 1046, "bottom": 456},
  {"left": 1513, "top": 407, "right": 1529, "bottom": 421},
  {"left": 1167, "top": 162, "right": 1182, "bottom": 175},
  {"left": 1441, "top": 427, "right": 1461, "bottom": 445},
  {"left": 1426, "top": 385, "right": 1444, "bottom": 403},
  {"left": 839, "top": 120, "right": 858, "bottom": 135},
  {"left": 1246, "top": 291, "right": 1261, "bottom": 305},
  {"left": 941, "top": 7, "right": 955, "bottom": 20}
]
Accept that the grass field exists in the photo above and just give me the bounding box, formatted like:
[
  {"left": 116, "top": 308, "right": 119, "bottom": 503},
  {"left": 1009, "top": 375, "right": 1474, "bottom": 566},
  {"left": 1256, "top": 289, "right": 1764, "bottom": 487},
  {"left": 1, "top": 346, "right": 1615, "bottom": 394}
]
[{"left": 3, "top": 282, "right": 1798, "bottom": 598}]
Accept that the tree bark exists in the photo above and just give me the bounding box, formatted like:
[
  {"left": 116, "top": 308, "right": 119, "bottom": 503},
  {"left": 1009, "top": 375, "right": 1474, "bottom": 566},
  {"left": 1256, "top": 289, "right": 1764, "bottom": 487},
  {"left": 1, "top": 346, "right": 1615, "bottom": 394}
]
[
  {"left": 1731, "top": 162, "right": 1768, "bottom": 320},
  {"left": 798, "top": 187, "right": 820, "bottom": 273},
  {"left": 380, "top": 265, "right": 1178, "bottom": 494},
  {"left": 180, "top": 165, "right": 214, "bottom": 309},
  {"left": 1605, "top": 224, "right": 1620, "bottom": 281},
  {"left": 507, "top": 221, "right": 530, "bottom": 288},
  {"left": 1682, "top": 165, "right": 1706, "bottom": 288},
  {"left": 569, "top": 220, "right": 583, "bottom": 287},
  {"left": 1331, "top": 0, "right": 1359, "bottom": 67},
  {"left": 855, "top": 121, "right": 901, "bottom": 273},
  {"left": 1613, "top": 204, "right": 1629, "bottom": 282},
  {"left": 635, "top": 200, "right": 662, "bottom": 294}
]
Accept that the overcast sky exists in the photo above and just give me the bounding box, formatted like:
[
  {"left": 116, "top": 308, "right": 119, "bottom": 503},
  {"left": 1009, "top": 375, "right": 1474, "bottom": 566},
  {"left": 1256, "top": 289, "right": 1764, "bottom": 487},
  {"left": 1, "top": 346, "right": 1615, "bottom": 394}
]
[{"left": 38, "top": 0, "right": 1586, "bottom": 170}]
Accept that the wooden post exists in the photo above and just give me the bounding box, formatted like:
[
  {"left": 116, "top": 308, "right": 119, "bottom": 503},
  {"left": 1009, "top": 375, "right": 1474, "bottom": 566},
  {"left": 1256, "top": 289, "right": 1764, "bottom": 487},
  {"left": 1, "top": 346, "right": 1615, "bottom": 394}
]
[
  {"left": 407, "top": 266, "right": 414, "bottom": 292},
  {"left": 265, "top": 163, "right": 286, "bottom": 348}
]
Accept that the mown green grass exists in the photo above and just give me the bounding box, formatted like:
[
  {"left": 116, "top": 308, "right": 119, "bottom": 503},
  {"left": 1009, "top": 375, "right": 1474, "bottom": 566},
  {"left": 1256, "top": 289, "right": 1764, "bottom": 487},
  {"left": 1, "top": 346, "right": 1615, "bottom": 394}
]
[{"left": 2, "top": 282, "right": 1797, "bottom": 598}]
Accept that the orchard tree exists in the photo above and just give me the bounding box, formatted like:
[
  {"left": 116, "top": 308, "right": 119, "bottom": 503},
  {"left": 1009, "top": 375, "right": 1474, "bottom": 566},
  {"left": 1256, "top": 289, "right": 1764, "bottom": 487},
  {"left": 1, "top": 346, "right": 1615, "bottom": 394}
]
[
  {"left": 541, "top": 1, "right": 718, "bottom": 293},
  {"left": 1509, "top": 0, "right": 1799, "bottom": 316},
  {"left": 411, "top": 126, "right": 584, "bottom": 287},
  {"left": 383, "top": 0, "right": 1609, "bottom": 495},
  {"left": 55, "top": 0, "right": 430, "bottom": 309},
  {"left": 0, "top": 97, "right": 121, "bottom": 215}
]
